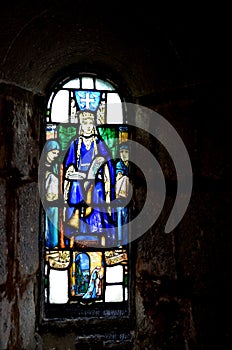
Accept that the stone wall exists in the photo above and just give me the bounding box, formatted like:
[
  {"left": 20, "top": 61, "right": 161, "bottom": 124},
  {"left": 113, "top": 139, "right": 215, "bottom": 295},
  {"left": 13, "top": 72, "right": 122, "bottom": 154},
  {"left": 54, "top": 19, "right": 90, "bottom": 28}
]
[
  {"left": 0, "top": 85, "right": 42, "bottom": 349},
  {"left": 132, "top": 85, "right": 232, "bottom": 349}
]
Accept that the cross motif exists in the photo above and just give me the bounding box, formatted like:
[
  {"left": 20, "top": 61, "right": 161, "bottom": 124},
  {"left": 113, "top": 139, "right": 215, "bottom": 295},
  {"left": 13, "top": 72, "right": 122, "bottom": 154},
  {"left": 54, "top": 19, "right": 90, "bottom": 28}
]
[{"left": 80, "top": 92, "right": 95, "bottom": 109}]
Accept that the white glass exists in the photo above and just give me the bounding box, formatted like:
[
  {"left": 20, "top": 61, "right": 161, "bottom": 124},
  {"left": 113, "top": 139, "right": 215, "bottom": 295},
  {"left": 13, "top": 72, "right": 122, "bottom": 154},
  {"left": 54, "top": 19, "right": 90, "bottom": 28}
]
[
  {"left": 51, "top": 90, "right": 69, "bottom": 122},
  {"left": 125, "top": 287, "right": 128, "bottom": 301},
  {"left": 106, "top": 265, "right": 123, "bottom": 283},
  {"left": 107, "top": 93, "right": 123, "bottom": 123},
  {"left": 82, "top": 77, "right": 94, "bottom": 89},
  {"left": 63, "top": 78, "right": 80, "bottom": 89},
  {"left": 96, "top": 78, "right": 114, "bottom": 91},
  {"left": 105, "top": 285, "right": 123, "bottom": 302},
  {"left": 49, "top": 270, "right": 68, "bottom": 304}
]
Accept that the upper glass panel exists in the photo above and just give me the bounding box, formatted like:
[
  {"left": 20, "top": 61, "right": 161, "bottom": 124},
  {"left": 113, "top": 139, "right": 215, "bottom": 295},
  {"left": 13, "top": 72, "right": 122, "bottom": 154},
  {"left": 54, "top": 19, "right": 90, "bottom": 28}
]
[
  {"left": 49, "top": 77, "right": 122, "bottom": 123},
  {"left": 95, "top": 78, "right": 115, "bottom": 91},
  {"left": 63, "top": 78, "right": 80, "bottom": 89}
]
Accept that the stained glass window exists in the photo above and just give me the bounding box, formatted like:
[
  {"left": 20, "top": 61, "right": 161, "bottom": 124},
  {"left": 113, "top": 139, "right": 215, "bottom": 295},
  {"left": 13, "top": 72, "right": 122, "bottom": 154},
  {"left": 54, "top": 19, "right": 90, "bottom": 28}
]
[{"left": 40, "top": 75, "right": 131, "bottom": 317}]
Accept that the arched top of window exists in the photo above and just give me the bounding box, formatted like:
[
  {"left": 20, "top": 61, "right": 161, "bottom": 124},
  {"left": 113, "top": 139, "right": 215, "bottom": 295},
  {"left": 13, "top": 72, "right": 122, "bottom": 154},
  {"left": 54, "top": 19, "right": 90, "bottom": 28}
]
[{"left": 46, "top": 75, "right": 124, "bottom": 125}]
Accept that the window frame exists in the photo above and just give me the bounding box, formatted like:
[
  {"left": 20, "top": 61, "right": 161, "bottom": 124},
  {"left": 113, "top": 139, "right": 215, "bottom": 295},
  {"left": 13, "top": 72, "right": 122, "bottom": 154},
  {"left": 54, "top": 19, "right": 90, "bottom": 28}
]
[{"left": 39, "top": 73, "right": 135, "bottom": 322}]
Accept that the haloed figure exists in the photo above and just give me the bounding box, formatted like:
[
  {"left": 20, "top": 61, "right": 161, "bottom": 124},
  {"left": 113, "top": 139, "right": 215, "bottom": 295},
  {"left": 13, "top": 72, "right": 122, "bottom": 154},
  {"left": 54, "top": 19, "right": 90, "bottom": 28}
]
[
  {"left": 44, "top": 140, "right": 61, "bottom": 248},
  {"left": 63, "top": 110, "right": 116, "bottom": 247}
]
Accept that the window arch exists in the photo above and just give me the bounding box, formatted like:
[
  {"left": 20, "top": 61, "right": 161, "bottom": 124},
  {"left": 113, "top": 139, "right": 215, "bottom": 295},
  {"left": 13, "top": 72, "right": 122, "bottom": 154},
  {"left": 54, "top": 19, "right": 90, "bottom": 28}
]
[{"left": 40, "top": 74, "right": 132, "bottom": 318}]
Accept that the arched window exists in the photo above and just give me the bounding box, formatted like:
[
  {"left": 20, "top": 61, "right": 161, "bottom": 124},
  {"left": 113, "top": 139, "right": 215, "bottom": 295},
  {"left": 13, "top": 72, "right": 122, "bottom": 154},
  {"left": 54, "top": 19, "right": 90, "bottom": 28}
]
[{"left": 39, "top": 74, "right": 131, "bottom": 318}]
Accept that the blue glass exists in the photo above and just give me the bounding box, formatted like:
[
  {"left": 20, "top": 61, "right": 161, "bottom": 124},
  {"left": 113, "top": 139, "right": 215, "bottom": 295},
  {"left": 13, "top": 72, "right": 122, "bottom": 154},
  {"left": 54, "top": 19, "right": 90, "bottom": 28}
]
[
  {"left": 74, "top": 253, "right": 90, "bottom": 295},
  {"left": 82, "top": 266, "right": 102, "bottom": 299},
  {"left": 75, "top": 91, "right": 101, "bottom": 111},
  {"left": 45, "top": 208, "right": 59, "bottom": 248},
  {"left": 115, "top": 142, "right": 130, "bottom": 245},
  {"left": 63, "top": 111, "right": 117, "bottom": 246}
]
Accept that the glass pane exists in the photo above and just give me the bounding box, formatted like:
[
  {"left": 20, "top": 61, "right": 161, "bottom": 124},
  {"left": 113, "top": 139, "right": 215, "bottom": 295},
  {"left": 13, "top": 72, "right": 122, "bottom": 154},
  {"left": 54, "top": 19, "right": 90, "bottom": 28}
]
[
  {"left": 125, "top": 287, "right": 128, "bottom": 301},
  {"left": 49, "top": 269, "right": 68, "bottom": 304},
  {"left": 63, "top": 78, "right": 80, "bottom": 89},
  {"left": 51, "top": 90, "right": 69, "bottom": 122},
  {"left": 70, "top": 251, "right": 104, "bottom": 300},
  {"left": 105, "top": 285, "right": 123, "bottom": 302},
  {"left": 71, "top": 253, "right": 90, "bottom": 297},
  {"left": 75, "top": 90, "right": 101, "bottom": 110},
  {"left": 96, "top": 78, "right": 114, "bottom": 91},
  {"left": 47, "top": 251, "right": 70, "bottom": 268},
  {"left": 106, "top": 265, "right": 123, "bottom": 283},
  {"left": 107, "top": 93, "right": 123, "bottom": 123},
  {"left": 46, "top": 124, "right": 58, "bottom": 140},
  {"left": 82, "top": 77, "right": 94, "bottom": 89}
]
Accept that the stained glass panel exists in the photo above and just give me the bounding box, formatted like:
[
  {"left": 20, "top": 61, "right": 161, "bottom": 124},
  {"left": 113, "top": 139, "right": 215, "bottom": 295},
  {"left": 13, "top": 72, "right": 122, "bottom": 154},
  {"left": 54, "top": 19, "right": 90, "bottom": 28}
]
[{"left": 41, "top": 76, "right": 130, "bottom": 311}]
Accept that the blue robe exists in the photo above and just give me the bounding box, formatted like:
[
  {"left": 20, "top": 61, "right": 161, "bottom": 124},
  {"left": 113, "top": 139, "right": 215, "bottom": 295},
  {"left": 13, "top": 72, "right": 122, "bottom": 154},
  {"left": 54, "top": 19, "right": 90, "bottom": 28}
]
[
  {"left": 63, "top": 136, "right": 116, "bottom": 245},
  {"left": 115, "top": 159, "right": 129, "bottom": 245}
]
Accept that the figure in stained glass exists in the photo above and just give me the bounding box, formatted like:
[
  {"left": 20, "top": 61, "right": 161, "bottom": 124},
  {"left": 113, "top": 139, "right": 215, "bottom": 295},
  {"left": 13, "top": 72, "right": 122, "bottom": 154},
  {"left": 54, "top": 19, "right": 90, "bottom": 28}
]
[
  {"left": 115, "top": 142, "right": 130, "bottom": 245},
  {"left": 82, "top": 265, "right": 103, "bottom": 299},
  {"left": 44, "top": 139, "right": 61, "bottom": 248},
  {"left": 63, "top": 110, "right": 116, "bottom": 247},
  {"left": 45, "top": 140, "right": 60, "bottom": 201}
]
